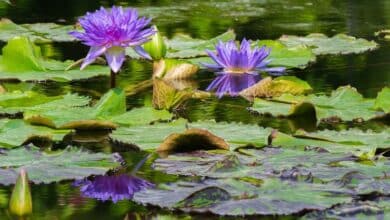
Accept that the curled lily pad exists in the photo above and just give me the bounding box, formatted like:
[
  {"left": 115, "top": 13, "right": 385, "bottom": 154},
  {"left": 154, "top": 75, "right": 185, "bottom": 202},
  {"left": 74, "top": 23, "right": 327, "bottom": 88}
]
[
  {"left": 279, "top": 33, "right": 378, "bottom": 55},
  {"left": 250, "top": 86, "right": 383, "bottom": 123},
  {"left": 0, "top": 36, "right": 109, "bottom": 82},
  {"left": 239, "top": 76, "right": 312, "bottom": 99},
  {"left": 0, "top": 146, "right": 121, "bottom": 185},
  {"left": 0, "top": 119, "right": 70, "bottom": 149},
  {"left": 134, "top": 178, "right": 352, "bottom": 216},
  {"left": 0, "top": 19, "right": 75, "bottom": 42},
  {"left": 153, "top": 59, "right": 199, "bottom": 79}
]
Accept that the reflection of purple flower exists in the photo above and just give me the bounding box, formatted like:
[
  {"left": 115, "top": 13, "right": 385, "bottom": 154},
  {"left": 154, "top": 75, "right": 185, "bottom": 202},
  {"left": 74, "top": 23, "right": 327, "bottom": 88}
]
[
  {"left": 70, "top": 6, "right": 155, "bottom": 73},
  {"left": 74, "top": 174, "right": 154, "bottom": 203},
  {"left": 203, "top": 39, "right": 285, "bottom": 97}
]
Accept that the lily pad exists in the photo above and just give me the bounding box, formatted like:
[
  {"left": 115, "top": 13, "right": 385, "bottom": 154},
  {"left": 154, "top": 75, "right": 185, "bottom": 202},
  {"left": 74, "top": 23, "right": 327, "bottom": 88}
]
[
  {"left": 0, "top": 146, "right": 121, "bottom": 185},
  {"left": 110, "top": 107, "right": 173, "bottom": 126},
  {"left": 250, "top": 86, "right": 383, "bottom": 123},
  {"left": 24, "top": 88, "right": 125, "bottom": 129},
  {"left": 0, "top": 19, "right": 75, "bottom": 42},
  {"left": 0, "top": 36, "right": 109, "bottom": 82},
  {"left": 0, "top": 119, "right": 70, "bottom": 149},
  {"left": 134, "top": 178, "right": 352, "bottom": 216},
  {"left": 375, "top": 29, "right": 390, "bottom": 40},
  {"left": 153, "top": 59, "right": 199, "bottom": 79},
  {"left": 270, "top": 128, "right": 390, "bottom": 157},
  {"left": 279, "top": 33, "right": 378, "bottom": 55},
  {"left": 375, "top": 87, "right": 390, "bottom": 113},
  {"left": 256, "top": 40, "right": 316, "bottom": 68},
  {"left": 0, "top": 91, "right": 90, "bottom": 115},
  {"left": 239, "top": 76, "right": 312, "bottom": 99}
]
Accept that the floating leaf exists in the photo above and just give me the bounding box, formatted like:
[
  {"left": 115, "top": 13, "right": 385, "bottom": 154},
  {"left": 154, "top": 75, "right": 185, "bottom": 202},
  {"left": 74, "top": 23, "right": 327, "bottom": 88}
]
[
  {"left": 270, "top": 128, "right": 390, "bottom": 157},
  {"left": 0, "top": 146, "right": 121, "bottom": 185},
  {"left": 250, "top": 86, "right": 382, "bottom": 122},
  {"left": 134, "top": 178, "right": 352, "bottom": 216},
  {"left": 0, "top": 19, "right": 75, "bottom": 42},
  {"left": 0, "top": 36, "right": 109, "bottom": 82},
  {"left": 279, "top": 33, "right": 378, "bottom": 55},
  {"left": 110, "top": 107, "right": 173, "bottom": 126},
  {"left": 0, "top": 91, "right": 90, "bottom": 115},
  {"left": 257, "top": 40, "right": 316, "bottom": 68},
  {"left": 374, "top": 87, "right": 390, "bottom": 113},
  {"left": 375, "top": 29, "right": 390, "bottom": 40},
  {"left": 0, "top": 119, "right": 70, "bottom": 149},
  {"left": 240, "top": 76, "right": 312, "bottom": 99}
]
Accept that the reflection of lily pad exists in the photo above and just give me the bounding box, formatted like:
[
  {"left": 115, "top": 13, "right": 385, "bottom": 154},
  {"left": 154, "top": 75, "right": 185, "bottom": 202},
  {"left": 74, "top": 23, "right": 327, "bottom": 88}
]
[
  {"left": 134, "top": 178, "right": 352, "bottom": 216},
  {"left": 0, "top": 36, "right": 109, "bottom": 82},
  {"left": 240, "top": 76, "right": 312, "bottom": 99},
  {"left": 0, "top": 119, "right": 70, "bottom": 149},
  {"left": 0, "top": 19, "right": 75, "bottom": 42},
  {"left": 279, "top": 33, "right": 378, "bottom": 55},
  {"left": 0, "top": 91, "right": 90, "bottom": 115},
  {"left": 0, "top": 146, "right": 121, "bottom": 185},
  {"left": 250, "top": 86, "right": 383, "bottom": 122}
]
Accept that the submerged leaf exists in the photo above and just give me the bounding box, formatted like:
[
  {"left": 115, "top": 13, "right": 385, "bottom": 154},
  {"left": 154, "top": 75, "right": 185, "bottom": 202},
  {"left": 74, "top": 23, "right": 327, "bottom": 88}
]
[
  {"left": 0, "top": 146, "right": 121, "bottom": 185},
  {"left": 0, "top": 36, "right": 109, "bottom": 82},
  {"left": 279, "top": 33, "right": 378, "bottom": 55},
  {"left": 250, "top": 86, "right": 383, "bottom": 123}
]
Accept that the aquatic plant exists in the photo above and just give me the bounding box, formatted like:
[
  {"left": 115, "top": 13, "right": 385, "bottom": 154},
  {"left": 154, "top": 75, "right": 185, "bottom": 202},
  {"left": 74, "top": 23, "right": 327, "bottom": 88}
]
[
  {"left": 9, "top": 169, "right": 32, "bottom": 216},
  {"left": 74, "top": 174, "right": 154, "bottom": 203},
  {"left": 70, "top": 6, "right": 155, "bottom": 87},
  {"left": 203, "top": 39, "right": 285, "bottom": 97}
]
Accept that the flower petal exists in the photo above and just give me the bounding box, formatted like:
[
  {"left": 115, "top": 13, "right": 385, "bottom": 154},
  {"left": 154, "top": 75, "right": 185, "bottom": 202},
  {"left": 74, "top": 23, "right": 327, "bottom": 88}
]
[
  {"left": 260, "top": 67, "right": 286, "bottom": 75},
  {"left": 133, "top": 45, "right": 152, "bottom": 60},
  {"left": 81, "top": 46, "right": 107, "bottom": 70},
  {"left": 105, "top": 46, "right": 126, "bottom": 73}
]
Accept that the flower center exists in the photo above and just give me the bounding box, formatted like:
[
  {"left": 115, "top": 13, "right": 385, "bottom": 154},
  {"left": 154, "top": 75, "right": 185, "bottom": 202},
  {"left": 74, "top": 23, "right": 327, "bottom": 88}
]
[{"left": 224, "top": 67, "right": 251, "bottom": 74}]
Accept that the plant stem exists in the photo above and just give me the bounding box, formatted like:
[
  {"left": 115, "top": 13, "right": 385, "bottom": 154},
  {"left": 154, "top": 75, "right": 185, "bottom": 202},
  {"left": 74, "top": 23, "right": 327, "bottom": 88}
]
[{"left": 110, "top": 70, "right": 116, "bottom": 88}]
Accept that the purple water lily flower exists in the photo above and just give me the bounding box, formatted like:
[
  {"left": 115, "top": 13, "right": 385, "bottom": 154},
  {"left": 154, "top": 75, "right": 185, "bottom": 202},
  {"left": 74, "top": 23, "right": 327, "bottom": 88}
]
[
  {"left": 203, "top": 39, "right": 286, "bottom": 97},
  {"left": 70, "top": 6, "right": 155, "bottom": 73},
  {"left": 74, "top": 174, "right": 154, "bottom": 203}
]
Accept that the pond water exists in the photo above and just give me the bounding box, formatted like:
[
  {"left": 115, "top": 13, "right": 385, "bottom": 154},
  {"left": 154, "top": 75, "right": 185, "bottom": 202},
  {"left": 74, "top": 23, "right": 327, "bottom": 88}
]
[{"left": 0, "top": 0, "right": 389, "bottom": 219}]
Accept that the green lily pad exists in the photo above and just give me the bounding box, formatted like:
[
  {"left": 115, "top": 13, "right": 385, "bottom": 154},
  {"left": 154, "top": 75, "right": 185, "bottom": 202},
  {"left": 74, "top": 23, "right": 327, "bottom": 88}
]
[
  {"left": 110, "top": 107, "right": 173, "bottom": 126},
  {"left": 0, "top": 19, "right": 75, "bottom": 42},
  {"left": 270, "top": 128, "right": 390, "bottom": 157},
  {"left": 250, "top": 86, "right": 383, "bottom": 123},
  {"left": 0, "top": 146, "right": 121, "bottom": 185},
  {"left": 279, "top": 33, "right": 378, "bottom": 55},
  {"left": 0, "top": 91, "right": 90, "bottom": 115},
  {"left": 240, "top": 76, "right": 313, "bottom": 99},
  {"left": 24, "top": 88, "right": 126, "bottom": 129},
  {"left": 256, "top": 40, "right": 316, "bottom": 68},
  {"left": 0, "top": 119, "right": 70, "bottom": 149},
  {"left": 375, "top": 29, "right": 390, "bottom": 40},
  {"left": 134, "top": 178, "right": 352, "bottom": 216},
  {"left": 0, "top": 36, "right": 109, "bottom": 82},
  {"left": 375, "top": 87, "right": 390, "bottom": 113}
]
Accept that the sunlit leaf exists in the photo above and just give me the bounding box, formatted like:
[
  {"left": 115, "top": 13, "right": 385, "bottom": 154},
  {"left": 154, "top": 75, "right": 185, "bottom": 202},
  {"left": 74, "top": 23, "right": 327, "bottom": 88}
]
[
  {"left": 0, "top": 36, "right": 109, "bottom": 82},
  {"left": 374, "top": 87, "right": 390, "bottom": 113},
  {"left": 153, "top": 59, "right": 198, "bottom": 79},
  {"left": 0, "top": 146, "right": 121, "bottom": 185}
]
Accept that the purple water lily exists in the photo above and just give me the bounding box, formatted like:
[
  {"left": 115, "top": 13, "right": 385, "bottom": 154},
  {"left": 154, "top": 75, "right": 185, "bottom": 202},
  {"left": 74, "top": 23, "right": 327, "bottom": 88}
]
[
  {"left": 203, "top": 39, "right": 286, "bottom": 97},
  {"left": 70, "top": 6, "right": 155, "bottom": 73},
  {"left": 74, "top": 174, "right": 154, "bottom": 203}
]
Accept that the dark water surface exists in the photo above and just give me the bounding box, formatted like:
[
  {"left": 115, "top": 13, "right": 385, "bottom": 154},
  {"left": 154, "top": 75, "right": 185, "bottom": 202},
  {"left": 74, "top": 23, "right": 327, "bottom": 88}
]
[{"left": 0, "top": 0, "right": 389, "bottom": 219}]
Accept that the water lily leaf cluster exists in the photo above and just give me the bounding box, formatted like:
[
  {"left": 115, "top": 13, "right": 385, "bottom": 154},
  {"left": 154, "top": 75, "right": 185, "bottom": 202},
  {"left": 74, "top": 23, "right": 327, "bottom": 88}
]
[
  {"left": 0, "top": 36, "right": 109, "bottom": 82},
  {"left": 250, "top": 86, "right": 388, "bottom": 123},
  {"left": 0, "top": 146, "right": 121, "bottom": 185}
]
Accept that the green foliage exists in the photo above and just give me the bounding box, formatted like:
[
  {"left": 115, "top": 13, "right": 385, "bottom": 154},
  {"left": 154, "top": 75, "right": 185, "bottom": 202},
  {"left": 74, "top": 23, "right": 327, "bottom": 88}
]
[{"left": 0, "top": 146, "right": 121, "bottom": 185}]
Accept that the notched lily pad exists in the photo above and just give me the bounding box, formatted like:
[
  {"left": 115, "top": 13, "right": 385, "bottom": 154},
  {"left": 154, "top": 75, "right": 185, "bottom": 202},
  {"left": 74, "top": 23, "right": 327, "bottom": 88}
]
[
  {"left": 0, "top": 36, "right": 109, "bottom": 82},
  {"left": 0, "top": 146, "right": 121, "bottom": 185},
  {"left": 250, "top": 86, "right": 384, "bottom": 123},
  {"left": 279, "top": 33, "right": 378, "bottom": 55}
]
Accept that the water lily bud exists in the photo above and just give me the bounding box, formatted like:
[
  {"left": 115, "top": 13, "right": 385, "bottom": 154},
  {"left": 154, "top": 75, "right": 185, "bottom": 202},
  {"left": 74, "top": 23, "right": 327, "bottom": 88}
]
[
  {"left": 143, "top": 26, "right": 167, "bottom": 60},
  {"left": 9, "top": 169, "right": 32, "bottom": 216}
]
